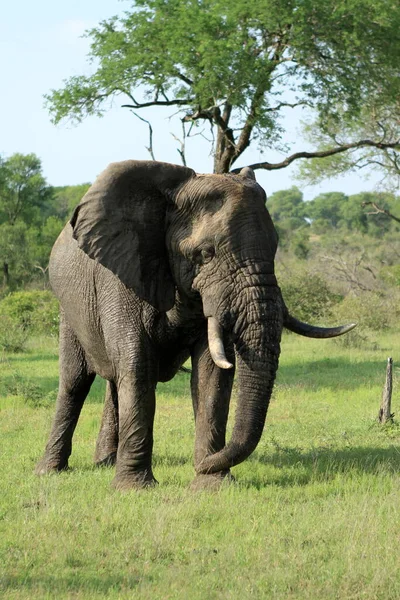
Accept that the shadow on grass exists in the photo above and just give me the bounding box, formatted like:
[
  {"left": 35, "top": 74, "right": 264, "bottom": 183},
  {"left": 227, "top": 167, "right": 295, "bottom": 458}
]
[
  {"left": 277, "top": 358, "right": 389, "bottom": 391},
  {"left": 246, "top": 444, "right": 400, "bottom": 488}
]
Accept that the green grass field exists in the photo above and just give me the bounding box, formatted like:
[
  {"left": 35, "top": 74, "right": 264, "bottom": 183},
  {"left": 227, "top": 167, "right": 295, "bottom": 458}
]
[{"left": 1, "top": 331, "right": 400, "bottom": 599}]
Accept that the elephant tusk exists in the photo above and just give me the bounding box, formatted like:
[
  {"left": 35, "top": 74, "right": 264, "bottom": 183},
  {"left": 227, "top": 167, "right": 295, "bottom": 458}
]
[
  {"left": 284, "top": 314, "right": 357, "bottom": 338},
  {"left": 207, "top": 317, "right": 234, "bottom": 369}
]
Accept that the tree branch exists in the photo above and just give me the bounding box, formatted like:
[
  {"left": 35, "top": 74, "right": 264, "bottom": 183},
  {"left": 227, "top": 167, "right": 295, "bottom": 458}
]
[
  {"left": 121, "top": 98, "right": 194, "bottom": 109},
  {"left": 231, "top": 138, "right": 400, "bottom": 173},
  {"left": 173, "top": 71, "right": 193, "bottom": 86},
  {"left": 232, "top": 86, "right": 266, "bottom": 164},
  {"left": 264, "top": 100, "right": 310, "bottom": 113},
  {"left": 131, "top": 112, "right": 156, "bottom": 161},
  {"left": 362, "top": 201, "right": 400, "bottom": 224},
  {"left": 171, "top": 122, "right": 187, "bottom": 166}
]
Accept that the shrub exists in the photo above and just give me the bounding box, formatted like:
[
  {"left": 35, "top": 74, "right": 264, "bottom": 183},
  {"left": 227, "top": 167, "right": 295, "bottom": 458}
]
[
  {"left": 0, "top": 316, "right": 29, "bottom": 352},
  {"left": 0, "top": 290, "right": 59, "bottom": 336},
  {"left": 330, "top": 291, "right": 399, "bottom": 332},
  {"left": 379, "top": 264, "right": 400, "bottom": 287},
  {"left": 279, "top": 272, "right": 342, "bottom": 322},
  {"left": 2, "top": 370, "right": 54, "bottom": 407}
]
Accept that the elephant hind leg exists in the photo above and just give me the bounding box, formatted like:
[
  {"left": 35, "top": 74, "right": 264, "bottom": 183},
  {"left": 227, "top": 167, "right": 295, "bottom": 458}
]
[
  {"left": 35, "top": 315, "right": 95, "bottom": 475},
  {"left": 94, "top": 381, "right": 118, "bottom": 467}
]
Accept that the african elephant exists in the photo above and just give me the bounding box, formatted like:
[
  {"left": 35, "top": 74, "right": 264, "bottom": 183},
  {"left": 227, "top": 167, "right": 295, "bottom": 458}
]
[{"left": 36, "top": 160, "right": 354, "bottom": 490}]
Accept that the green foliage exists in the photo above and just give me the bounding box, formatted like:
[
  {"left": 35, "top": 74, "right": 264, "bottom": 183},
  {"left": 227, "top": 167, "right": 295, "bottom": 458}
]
[
  {"left": 44, "top": 0, "right": 400, "bottom": 173},
  {"left": 267, "top": 187, "right": 309, "bottom": 247},
  {"left": 0, "top": 153, "right": 52, "bottom": 226},
  {"left": 297, "top": 103, "right": 400, "bottom": 189},
  {"left": 29, "top": 216, "right": 65, "bottom": 271},
  {"left": 0, "top": 222, "right": 32, "bottom": 287},
  {"left": 268, "top": 187, "right": 400, "bottom": 240},
  {"left": 0, "top": 154, "right": 90, "bottom": 290},
  {"left": 291, "top": 228, "right": 311, "bottom": 260},
  {"left": 0, "top": 290, "right": 59, "bottom": 336},
  {"left": 379, "top": 264, "right": 400, "bottom": 286},
  {"left": 52, "top": 184, "right": 90, "bottom": 219},
  {"left": 0, "top": 315, "right": 28, "bottom": 352},
  {"left": 2, "top": 371, "right": 47, "bottom": 407},
  {"left": 306, "top": 192, "right": 348, "bottom": 230},
  {"left": 0, "top": 153, "right": 65, "bottom": 289},
  {"left": 330, "top": 291, "right": 399, "bottom": 333},
  {"left": 267, "top": 187, "right": 306, "bottom": 224},
  {"left": 279, "top": 271, "right": 342, "bottom": 322}
]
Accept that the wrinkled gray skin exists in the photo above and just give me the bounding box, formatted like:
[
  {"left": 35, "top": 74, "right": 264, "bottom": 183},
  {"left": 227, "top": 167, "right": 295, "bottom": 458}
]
[{"left": 36, "top": 161, "right": 354, "bottom": 490}]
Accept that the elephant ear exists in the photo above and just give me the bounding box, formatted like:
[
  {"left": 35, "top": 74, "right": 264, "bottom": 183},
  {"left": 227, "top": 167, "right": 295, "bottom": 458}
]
[{"left": 70, "top": 160, "right": 195, "bottom": 312}]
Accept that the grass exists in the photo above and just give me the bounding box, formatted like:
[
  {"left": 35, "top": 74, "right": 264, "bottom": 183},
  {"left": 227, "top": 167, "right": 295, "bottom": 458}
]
[{"left": 1, "top": 331, "right": 400, "bottom": 599}]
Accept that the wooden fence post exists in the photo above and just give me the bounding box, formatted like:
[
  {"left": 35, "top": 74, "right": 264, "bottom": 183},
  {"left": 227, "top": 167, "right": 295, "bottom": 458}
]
[{"left": 378, "top": 357, "right": 394, "bottom": 424}]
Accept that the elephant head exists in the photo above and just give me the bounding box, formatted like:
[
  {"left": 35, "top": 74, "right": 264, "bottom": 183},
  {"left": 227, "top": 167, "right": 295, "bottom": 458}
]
[{"left": 70, "top": 160, "right": 354, "bottom": 475}]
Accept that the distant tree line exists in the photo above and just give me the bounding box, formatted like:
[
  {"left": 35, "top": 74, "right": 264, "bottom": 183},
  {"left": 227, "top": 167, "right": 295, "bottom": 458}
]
[{"left": 267, "top": 186, "right": 400, "bottom": 259}]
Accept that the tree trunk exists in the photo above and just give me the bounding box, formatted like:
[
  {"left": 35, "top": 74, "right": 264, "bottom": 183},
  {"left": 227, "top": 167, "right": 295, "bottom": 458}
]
[{"left": 213, "top": 128, "right": 235, "bottom": 174}]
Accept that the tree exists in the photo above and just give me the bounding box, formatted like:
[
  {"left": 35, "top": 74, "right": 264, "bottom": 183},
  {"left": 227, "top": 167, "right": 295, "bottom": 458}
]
[
  {"left": 0, "top": 222, "right": 31, "bottom": 287},
  {"left": 306, "top": 192, "right": 348, "bottom": 231},
  {"left": 46, "top": 0, "right": 400, "bottom": 175},
  {"left": 266, "top": 186, "right": 308, "bottom": 248},
  {"left": 0, "top": 154, "right": 53, "bottom": 226},
  {"left": 267, "top": 187, "right": 305, "bottom": 225},
  {"left": 51, "top": 184, "right": 91, "bottom": 220},
  {"left": 0, "top": 153, "right": 53, "bottom": 287},
  {"left": 348, "top": 192, "right": 400, "bottom": 236}
]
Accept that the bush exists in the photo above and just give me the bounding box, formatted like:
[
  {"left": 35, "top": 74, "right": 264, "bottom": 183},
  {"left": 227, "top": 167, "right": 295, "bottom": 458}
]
[
  {"left": 379, "top": 264, "right": 400, "bottom": 287},
  {"left": 1, "top": 370, "right": 55, "bottom": 407},
  {"left": 330, "top": 291, "right": 399, "bottom": 332},
  {"left": 0, "top": 316, "right": 29, "bottom": 352},
  {"left": 279, "top": 272, "right": 342, "bottom": 322},
  {"left": 0, "top": 290, "right": 59, "bottom": 336}
]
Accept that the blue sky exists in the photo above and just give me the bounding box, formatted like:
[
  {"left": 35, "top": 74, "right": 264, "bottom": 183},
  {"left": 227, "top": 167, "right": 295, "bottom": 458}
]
[{"left": 2, "top": 0, "right": 381, "bottom": 199}]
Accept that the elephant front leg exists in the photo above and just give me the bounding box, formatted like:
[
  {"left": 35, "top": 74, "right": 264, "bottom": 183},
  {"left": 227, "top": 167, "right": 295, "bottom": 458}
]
[
  {"left": 112, "top": 374, "right": 157, "bottom": 491},
  {"left": 94, "top": 381, "right": 118, "bottom": 467},
  {"left": 190, "top": 336, "right": 235, "bottom": 490}
]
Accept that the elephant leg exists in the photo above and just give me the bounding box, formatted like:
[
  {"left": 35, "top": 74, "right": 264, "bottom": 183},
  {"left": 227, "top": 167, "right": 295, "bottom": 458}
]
[
  {"left": 94, "top": 381, "right": 118, "bottom": 467},
  {"left": 112, "top": 369, "right": 157, "bottom": 491},
  {"left": 190, "top": 336, "right": 235, "bottom": 490},
  {"left": 36, "top": 316, "right": 95, "bottom": 474}
]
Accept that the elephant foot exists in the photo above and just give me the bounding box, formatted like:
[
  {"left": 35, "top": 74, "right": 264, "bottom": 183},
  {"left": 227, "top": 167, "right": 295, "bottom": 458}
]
[
  {"left": 190, "top": 470, "right": 235, "bottom": 492},
  {"left": 111, "top": 469, "right": 158, "bottom": 491},
  {"left": 94, "top": 451, "right": 117, "bottom": 468},
  {"left": 35, "top": 457, "right": 69, "bottom": 476}
]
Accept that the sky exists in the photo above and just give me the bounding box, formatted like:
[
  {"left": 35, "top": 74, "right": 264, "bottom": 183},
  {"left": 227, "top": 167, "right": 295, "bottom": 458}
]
[{"left": 1, "top": 0, "right": 383, "bottom": 200}]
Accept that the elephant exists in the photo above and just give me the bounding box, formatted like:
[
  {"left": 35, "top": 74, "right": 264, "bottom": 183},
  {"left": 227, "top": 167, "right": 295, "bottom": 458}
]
[{"left": 35, "top": 160, "right": 355, "bottom": 490}]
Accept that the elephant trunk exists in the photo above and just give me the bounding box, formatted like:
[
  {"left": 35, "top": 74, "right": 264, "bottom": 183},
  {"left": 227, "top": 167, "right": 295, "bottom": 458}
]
[{"left": 198, "top": 293, "right": 282, "bottom": 474}]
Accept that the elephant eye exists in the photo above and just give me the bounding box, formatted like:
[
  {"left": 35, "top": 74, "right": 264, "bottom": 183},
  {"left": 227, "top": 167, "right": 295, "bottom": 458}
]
[
  {"left": 193, "top": 247, "right": 215, "bottom": 265},
  {"left": 201, "top": 247, "right": 215, "bottom": 264}
]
